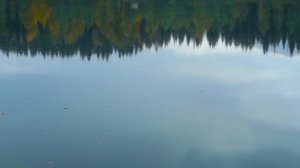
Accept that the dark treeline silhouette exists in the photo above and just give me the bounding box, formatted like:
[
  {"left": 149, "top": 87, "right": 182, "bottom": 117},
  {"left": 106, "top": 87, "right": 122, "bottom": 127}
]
[{"left": 1, "top": 0, "right": 300, "bottom": 59}]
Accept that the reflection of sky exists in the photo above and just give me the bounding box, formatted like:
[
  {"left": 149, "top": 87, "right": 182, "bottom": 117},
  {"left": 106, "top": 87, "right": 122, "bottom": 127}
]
[{"left": 1, "top": 40, "right": 300, "bottom": 168}]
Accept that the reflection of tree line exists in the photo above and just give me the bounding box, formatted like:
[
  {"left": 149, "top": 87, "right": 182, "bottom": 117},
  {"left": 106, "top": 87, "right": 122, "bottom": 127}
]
[{"left": 1, "top": 0, "right": 300, "bottom": 58}]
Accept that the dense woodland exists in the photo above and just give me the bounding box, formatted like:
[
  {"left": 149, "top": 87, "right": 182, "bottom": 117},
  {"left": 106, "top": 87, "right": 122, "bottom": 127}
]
[{"left": 1, "top": 0, "right": 300, "bottom": 59}]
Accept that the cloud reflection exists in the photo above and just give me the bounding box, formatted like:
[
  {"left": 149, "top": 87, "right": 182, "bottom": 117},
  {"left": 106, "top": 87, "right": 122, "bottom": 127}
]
[{"left": 182, "top": 147, "right": 300, "bottom": 168}]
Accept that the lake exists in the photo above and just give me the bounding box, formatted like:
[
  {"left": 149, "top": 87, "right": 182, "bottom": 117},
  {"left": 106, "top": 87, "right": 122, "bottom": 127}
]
[{"left": 1, "top": 0, "right": 300, "bottom": 168}]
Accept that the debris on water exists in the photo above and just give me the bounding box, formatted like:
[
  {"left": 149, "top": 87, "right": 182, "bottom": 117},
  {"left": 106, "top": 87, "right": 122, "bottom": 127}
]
[
  {"left": 48, "top": 161, "right": 54, "bottom": 165},
  {"left": 1, "top": 112, "right": 5, "bottom": 116}
]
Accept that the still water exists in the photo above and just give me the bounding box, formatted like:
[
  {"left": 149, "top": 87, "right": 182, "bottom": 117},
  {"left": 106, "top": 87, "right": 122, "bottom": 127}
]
[{"left": 1, "top": 0, "right": 300, "bottom": 168}]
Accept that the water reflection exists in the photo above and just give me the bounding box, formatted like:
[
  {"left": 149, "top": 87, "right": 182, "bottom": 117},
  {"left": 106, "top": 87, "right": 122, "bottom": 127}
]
[
  {"left": 182, "top": 148, "right": 300, "bottom": 168},
  {"left": 1, "top": 41, "right": 300, "bottom": 167},
  {"left": 1, "top": 1, "right": 300, "bottom": 168},
  {"left": 1, "top": 0, "right": 300, "bottom": 58}
]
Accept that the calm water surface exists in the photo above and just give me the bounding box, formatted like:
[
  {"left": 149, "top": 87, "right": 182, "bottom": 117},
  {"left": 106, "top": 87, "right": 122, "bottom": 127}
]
[{"left": 1, "top": 0, "right": 300, "bottom": 168}]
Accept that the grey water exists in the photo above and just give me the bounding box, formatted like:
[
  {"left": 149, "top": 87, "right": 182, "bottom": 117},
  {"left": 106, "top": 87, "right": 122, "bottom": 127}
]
[
  {"left": 1, "top": 40, "right": 300, "bottom": 168},
  {"left": 1, "top": 0, "right": 300, "bottom": 167}
]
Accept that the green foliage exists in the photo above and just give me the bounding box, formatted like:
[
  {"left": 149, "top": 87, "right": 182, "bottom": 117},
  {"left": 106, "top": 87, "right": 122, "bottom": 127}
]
[{"left": 0, "top": 0, "right": 300, "bottom": 58}]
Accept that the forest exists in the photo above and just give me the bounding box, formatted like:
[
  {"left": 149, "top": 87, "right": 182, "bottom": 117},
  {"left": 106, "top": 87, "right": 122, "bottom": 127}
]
[{"left": 1, "top": 0, "right": 300, "bottom": 59}]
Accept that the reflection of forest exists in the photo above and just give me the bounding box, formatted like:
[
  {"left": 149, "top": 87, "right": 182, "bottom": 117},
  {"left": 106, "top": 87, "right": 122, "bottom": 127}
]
[{"left": 1, "top": 0, "right": 300, "bottom": 58}]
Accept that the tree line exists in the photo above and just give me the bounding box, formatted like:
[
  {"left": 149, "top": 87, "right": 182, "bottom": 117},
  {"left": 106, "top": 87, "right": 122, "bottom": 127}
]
[{"left": 1, "top": 0, "right": 300, "bottom": 59}]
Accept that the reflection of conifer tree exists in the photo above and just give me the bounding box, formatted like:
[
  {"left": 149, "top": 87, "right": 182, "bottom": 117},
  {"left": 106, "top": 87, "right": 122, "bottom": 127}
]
[
  {"left": 206, "top": 27, "right": 219, "bottom": 47},
  {"left": 0, "top": 0, "right": 300, "bottom": 58}
]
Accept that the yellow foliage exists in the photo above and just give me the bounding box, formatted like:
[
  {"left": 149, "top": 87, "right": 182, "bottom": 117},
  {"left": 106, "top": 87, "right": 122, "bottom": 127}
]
[
  {"left": 64, "top": 19, "right": 85, "bottom": 44},
  {"left": 23, "top": 0, "right": 52, "bottom": 42}
]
